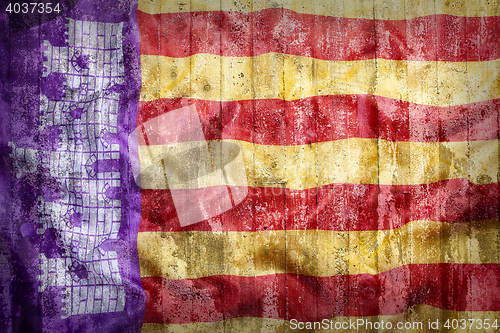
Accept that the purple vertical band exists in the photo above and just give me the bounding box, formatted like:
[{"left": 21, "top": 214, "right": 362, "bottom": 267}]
[{"left": 0, "top": 1, "right": 144, "bottom": 332}]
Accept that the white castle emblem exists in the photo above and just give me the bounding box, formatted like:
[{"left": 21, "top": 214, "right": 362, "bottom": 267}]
[{"left": 9, "top": 18, "right": 126, "bottom": 318}]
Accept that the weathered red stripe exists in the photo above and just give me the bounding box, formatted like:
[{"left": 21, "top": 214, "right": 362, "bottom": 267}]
[
  {"left": 141, "top": 264, "right": 500, "bottom": 324},
  {"left": 137, "top": 96, "right": 499, "bottom": 145},
  {"left": 138, "top": 9, "right": 500, "bottom": 62},
  {"left": 139, "top": 179, "right": 499, "bottom": 232}
]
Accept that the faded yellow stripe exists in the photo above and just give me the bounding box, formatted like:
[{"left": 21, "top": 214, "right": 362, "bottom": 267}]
[
  {"left": 140, "top": 53, "right": 500, "bottom": 107},
  {"left": 142, "top": 317, "right": 287, "bottom": 333},
  {"left": 138, "top": 220, "right": 500, "bottom": 279},
  {"left": 141, "top": 305, "right": 500, "bottom": 332},
  {"left": 137, "top": 139, "right": 499, "bottom": 190},
  {"left": 138, "top": 0, "right": 500, "bottom": 19}
]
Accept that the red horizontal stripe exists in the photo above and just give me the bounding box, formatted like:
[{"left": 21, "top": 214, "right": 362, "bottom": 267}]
[
  {"left": 139, "top": 179, "right": 499, "bottom": 232},
  {"left": 142, "top": 264, "right": 500, "bottom": 324},
  {"left": 137, "top": 96, "right": 499, "bottom": 145},
  {"left": 138, "top": 9, "right": 500, "bottom": 61}
]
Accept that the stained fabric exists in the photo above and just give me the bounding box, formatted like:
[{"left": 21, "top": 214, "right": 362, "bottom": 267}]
[
  {"left": 136, "top": 0, "right": 500, "bottom": 332},
  {"left": 1, "top": 1, "right": 144, "bottom": 332},
  {"left": 2, "top": 0, "right": 500, "bottom": 332}
]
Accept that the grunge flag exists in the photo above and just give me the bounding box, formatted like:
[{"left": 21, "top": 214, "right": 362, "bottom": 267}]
[
  {"left": 136, "top": 0, "right": 500, "bottom": 332},
  {"left": 1, "top": 0, "right": 145, "bottom": 332},
  {"left": 2, "top": 0, "right": 500, "bottom": 332}
]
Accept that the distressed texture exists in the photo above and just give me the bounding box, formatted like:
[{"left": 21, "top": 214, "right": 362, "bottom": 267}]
[
  {"left": 140, "top": 54, "right": 500, "bottom": 107},
  {"left": 138, "top": 11, "right": 500, "bottom": 62},
  {"left": 136, "top": 0, "right": 500, "bottom": 332},
  {"left": 141, "top": 304, "right": 500, "bottom": 330},
  {"left": 138, "top": 139, "right": 499, "bottom": 188},
  {"left": 1, "top": 1, "right": 144, "bottom": 332},
  {"left": 138, "top": 0, "right": 500, "bottom": 19},
  {"left": 138, "top": 220, "right": 500, "bottom": 278}
]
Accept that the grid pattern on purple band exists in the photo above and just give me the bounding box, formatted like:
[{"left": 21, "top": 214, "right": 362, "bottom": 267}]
[{"left": 9, "top": 18, "right": 127, "bottom": 319}]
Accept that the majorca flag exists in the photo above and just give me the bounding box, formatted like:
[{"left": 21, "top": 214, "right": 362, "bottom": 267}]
[{"left": 136, "top": 0, "right": 500, "bottom": 331}]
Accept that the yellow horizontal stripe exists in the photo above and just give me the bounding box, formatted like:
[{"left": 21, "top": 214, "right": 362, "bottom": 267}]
[
  {"left": 138, "top": 139, "right": 499, "bottom": 190},
  {"left": 138, "top": 0, "right": 500, "bottom": 20},
  {"left": 141, "top": 305, "right": 500, "bottom": 332},
  {"left": 142, "top": 317, "right": 288, "bottom": 333},
  {"left": 138, "top": 220, "right": 500, "bottom": 279},
  {"left": 140, "top": 54, "right": 500, "bottom": 107}
]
